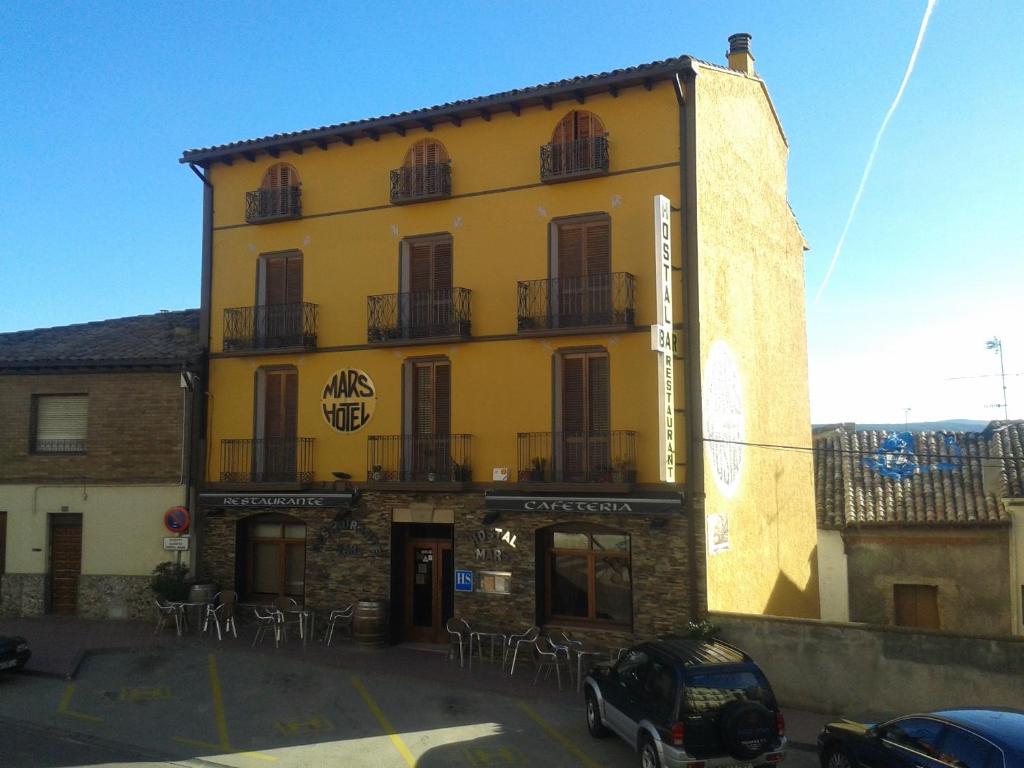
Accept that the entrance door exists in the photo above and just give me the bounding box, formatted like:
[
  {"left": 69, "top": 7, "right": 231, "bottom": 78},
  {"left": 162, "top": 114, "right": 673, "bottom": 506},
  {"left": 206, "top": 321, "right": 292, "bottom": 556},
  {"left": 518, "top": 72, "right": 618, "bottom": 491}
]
[
  {"left": 404, "top": 539, "right": 453, "bottom": 643},
  {"left": 49, "top": 514, "right": 82, "bottom": 614}
]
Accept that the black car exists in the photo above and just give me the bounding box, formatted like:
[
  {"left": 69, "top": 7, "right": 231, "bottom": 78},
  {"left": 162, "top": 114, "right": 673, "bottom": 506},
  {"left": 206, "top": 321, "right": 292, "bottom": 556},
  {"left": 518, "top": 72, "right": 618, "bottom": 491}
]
[
  {"left": 818, "top": 709, "right": 1024, "bottom": 768},
  {"left": 0, "top": 635, "right": 30, "bottom": 673},
  {"left": 583, "top": 636, "right": 786, "bottom": 768}
]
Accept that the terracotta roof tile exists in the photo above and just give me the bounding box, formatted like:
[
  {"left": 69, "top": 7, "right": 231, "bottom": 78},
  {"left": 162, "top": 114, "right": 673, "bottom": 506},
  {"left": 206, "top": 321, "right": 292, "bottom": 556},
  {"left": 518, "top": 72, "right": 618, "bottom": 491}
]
[
  {"left": 813, "top": 423, "right": 1021, "bottom": 528},
  {"left": 0, "top": 310, "right": 200, "bottom": 369}
]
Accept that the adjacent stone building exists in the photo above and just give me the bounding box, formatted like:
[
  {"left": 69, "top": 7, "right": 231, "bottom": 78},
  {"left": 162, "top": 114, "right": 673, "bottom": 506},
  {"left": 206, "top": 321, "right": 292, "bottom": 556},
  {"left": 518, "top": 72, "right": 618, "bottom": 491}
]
[
  {"left": 0, "top": 310, "right": 201, "bottom": 619},
  {"left": 814, "top": 421, "right": 1024, "bottom": 637}
]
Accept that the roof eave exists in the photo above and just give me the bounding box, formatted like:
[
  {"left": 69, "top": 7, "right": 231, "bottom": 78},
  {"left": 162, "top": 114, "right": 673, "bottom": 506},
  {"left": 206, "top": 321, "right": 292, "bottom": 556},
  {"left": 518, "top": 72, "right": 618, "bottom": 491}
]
[{"left": 180, "top": 57, "right": 695, "bottom": 167}]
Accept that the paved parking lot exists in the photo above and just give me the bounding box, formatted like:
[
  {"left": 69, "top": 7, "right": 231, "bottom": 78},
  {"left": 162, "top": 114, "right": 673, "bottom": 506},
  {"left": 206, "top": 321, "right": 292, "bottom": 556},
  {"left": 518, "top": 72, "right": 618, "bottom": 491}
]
[{"left": 0, "top": 644, "right": 820, "bottom": 767}]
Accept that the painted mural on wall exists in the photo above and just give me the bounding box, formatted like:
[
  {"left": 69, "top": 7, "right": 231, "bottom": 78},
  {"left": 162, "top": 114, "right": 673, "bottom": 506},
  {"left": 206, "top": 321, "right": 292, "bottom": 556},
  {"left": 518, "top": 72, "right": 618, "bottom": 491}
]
[
  {"left": 706, "top": 512, "right": 730, "bottom": 555},
  {"left": 862, "top": 432, "right": 962, "bottom": 481},
  {"left": 703, "top": 341, "right": 744, "bottom": 497},
  {"left": 321, "top": 368, "right": 377, "bottom": 433}
]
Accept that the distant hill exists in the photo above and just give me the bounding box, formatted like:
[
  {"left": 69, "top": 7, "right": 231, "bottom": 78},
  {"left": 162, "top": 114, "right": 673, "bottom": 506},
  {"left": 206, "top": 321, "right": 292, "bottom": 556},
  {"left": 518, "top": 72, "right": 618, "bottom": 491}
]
[{"left": 816, "top": 419, "right": 991, "bottom": 433}]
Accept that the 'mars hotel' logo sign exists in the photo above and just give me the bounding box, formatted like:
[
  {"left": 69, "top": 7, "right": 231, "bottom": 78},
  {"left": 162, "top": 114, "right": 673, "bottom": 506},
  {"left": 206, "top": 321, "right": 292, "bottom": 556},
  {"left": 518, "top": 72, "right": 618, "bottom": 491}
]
[{"left": 322, "top": 368, "right": 377, "bottom": 433}]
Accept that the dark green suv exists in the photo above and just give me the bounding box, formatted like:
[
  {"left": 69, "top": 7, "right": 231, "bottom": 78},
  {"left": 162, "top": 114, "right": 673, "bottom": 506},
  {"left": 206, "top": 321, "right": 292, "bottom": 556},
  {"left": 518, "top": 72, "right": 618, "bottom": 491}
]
[{"left": 583, "top": 636, "right": 786, "bottom": 768}]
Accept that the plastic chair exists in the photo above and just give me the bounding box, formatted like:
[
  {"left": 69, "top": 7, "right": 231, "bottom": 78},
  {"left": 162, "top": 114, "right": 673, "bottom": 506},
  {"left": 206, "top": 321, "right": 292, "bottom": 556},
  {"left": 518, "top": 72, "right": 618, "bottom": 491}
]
[
  {"left": 252, "top": 606, "right": 282, "bottom": 648},
  {"left": 203, "top": 591, "right": 238, "bottom": 640},
  {"left": 153, "top": 599, "right": 183, "bottom": 636},
  {"left": 506, "top": 625, "right": 539, "bottom": 675},
  {"left": 446, "top": 617, "right": 471, "bottom": 668},
  {"left": 533, "top": 636, "right": 572, "bottom": 690},
  {"left": 324, "top": 604, "right": 354, "bottom": 646}
]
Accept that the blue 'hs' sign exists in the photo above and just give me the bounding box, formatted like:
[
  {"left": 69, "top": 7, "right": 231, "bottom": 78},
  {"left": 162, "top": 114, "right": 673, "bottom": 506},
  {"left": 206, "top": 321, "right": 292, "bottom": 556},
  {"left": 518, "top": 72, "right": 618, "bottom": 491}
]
[{"left": 455, "top": 570, "right": 474, "bottom": 592}]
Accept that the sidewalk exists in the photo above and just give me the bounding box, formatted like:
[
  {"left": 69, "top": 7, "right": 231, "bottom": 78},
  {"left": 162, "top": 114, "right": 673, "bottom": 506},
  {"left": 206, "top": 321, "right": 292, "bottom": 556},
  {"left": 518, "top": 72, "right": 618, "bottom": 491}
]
[{"left": 0, "top": 614, "right": 835, "bottom": 750}]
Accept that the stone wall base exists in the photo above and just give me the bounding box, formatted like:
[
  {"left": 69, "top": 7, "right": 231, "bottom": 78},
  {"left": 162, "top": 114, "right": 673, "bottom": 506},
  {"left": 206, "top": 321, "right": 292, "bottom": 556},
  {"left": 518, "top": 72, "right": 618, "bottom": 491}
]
[
  {"left": 78, "top": 575, "right": 153, "bottom": 621},
  {"left": 0, "top": 574, "right": 47, "bottom": 617}
]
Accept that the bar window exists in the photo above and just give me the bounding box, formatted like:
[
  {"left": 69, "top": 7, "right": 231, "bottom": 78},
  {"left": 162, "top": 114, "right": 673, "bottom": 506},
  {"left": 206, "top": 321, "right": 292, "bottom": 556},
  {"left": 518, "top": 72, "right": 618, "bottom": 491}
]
[
  {"left": 540, "top": 523, "right": 631, "bottom": 626},
  {"left": 32, "top": 394, "right": 88, "bottom": 453}
]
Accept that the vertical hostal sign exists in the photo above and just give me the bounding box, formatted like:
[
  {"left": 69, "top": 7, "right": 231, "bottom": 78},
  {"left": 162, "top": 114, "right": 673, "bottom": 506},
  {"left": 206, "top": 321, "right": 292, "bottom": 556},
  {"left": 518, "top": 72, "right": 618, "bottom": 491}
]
[{"left": 650, "top": 194, "right": 675, "bottom": 482}]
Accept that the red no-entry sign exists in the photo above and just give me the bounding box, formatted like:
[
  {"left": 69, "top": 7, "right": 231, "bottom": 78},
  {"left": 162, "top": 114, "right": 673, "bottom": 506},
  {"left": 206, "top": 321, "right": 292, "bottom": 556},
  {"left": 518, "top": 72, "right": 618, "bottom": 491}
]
[{"left": 163, "top": 506, "right": 191, "bottom": 534}]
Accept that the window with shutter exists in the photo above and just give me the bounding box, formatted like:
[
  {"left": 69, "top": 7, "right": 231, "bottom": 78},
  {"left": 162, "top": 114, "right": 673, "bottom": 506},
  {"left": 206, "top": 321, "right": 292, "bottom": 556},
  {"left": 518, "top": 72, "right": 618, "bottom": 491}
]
[
  {"left": 407, "top": 359, "right": 451, "bottom": 479},
  {"left": 404, "top": 236, "right": 454, "bottom": 336},
  {"left": 401, "top": 139, "right": 450, "bottom": 199},
  {"left": 258, "top": 253, "right": 303, "bottom": 346},
  {"left": 558, "top": 351, "right": 610, "bottom": 480},
  {"left": 33, "top": 394, "right": 88, "bottom": 453},
  {"left": 555, "top": 217, "right": 611, "bottom": 326},
  {"left": 893, "top": 584, "right": 940, "bottom": 629},
  {"left": 256, "top": 368, "right": 298, "bottom": 481},
  {"left": 257, "top": 163, "right": 300, "bottom": 219},
  {"left": 549, "top": 111, "right": 607, "bottom": 177}
]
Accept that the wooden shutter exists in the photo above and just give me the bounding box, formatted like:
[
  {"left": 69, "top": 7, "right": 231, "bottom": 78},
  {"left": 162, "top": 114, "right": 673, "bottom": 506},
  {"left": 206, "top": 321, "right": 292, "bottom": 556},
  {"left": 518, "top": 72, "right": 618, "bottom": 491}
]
[
  {"left": 588, "top": 354, "right": 610, "bottom": 433},
  {"left": 263, "top": 370, "right": 297, "bottom": 441},
  {"left": 263, "top": 255, "right": 302, "bottom": 306},
  {"left": 561, "top": 356, "right": 585, "bottom": 433},
  {"left": 435, "top": 363, "right": 451, "bottom": 436},
  {"left": 285, "top": 257, "right": 302, "bottom": 304},
  {"left": 413, "top": 363, "right": 434, "bottom": 437},
  {"left": 36, "top": 395, "right": 88, "bottom": 444},
  {"left": 557, "top": 224, "right": 584, "bottom": 280},
  {"left": 894, "top": 584, "right": 940, "bottom": 629},
  {"left": 263, "top": 163, "right": 297, "bottom": 190},
  {"left": 432, "top": 240, "right": 452, "bottom": 289},
  {"left": 584, "top": 221, "right": 611, "bottom": 274},
  {"left": 263, "top": 164, "right": 280, "bottom": 190},
  {"left": 409, "top": 243, "right": 434, "bottom": 293},
  {"left": 552, "top": 113, "right": 574, "bottom": 145}
]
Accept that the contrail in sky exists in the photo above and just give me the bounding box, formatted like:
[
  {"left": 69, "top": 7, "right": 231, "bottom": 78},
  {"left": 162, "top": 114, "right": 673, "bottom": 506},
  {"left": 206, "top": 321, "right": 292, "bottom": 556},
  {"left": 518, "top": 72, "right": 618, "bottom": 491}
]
[{"left": 813, "top": 0, "right": 937, "bottom": 305}]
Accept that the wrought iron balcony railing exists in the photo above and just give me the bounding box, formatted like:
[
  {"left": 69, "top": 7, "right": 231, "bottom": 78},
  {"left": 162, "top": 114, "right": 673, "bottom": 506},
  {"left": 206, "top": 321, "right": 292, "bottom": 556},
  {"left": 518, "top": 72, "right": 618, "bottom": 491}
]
[
  {"left": 517, "top": 272, "right": 635, "bottom": 332},
  {"left": 34, "top": 438, "right": 86, "bottom": 454},
  {"left": 367, "top": 434, "right": 472, "bottom": 483},
  {"left": 245, "top": 186, "right": 302, "bottom": 223},
  {"left": 540, "top": 136, "right": 609, "bottom": 182},
  {"left": 390, "top": 161, "right": 452, "bottom": 204},
  {"left": 220, "top": 438, "right": 315, "bottom": 484},
  {"left": 367, "top": 288, "right": 471, "bottom": 343},
  {"left": 517, "top": 431, "right": 637, "bottom": 484},
  {"left": 223, "top": 302, "right": 318, "bottom": 352}
]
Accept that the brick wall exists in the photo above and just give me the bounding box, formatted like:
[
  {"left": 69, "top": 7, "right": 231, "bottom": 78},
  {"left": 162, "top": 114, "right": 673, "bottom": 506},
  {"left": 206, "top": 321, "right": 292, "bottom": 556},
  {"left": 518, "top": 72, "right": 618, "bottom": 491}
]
[{"left": 0, "top": 371, "right": 186, "bottom": 482}]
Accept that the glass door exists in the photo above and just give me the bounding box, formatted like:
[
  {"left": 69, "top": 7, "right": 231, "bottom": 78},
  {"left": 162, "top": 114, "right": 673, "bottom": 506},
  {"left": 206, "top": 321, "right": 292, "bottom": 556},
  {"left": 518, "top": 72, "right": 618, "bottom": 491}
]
[{"left": 404, "top": 539, "right": 452, "bottom": 643}]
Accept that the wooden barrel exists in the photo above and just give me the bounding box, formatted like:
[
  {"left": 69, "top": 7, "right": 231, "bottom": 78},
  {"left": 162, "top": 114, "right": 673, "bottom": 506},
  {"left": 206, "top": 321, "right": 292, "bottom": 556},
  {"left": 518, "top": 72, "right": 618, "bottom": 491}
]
[{"left": 352, "top": 599, "right": 389, "bottom": 647}]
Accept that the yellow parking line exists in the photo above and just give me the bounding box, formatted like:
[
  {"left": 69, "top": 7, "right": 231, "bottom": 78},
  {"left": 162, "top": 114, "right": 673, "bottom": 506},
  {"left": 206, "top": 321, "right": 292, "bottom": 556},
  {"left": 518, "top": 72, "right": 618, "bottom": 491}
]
[
  {"left": 57, "top": 683, "right": 103, "bottom": 723},
  {"left": 351, "top": 676, "right": 415, "bottom": 767},
  {"left": 518, "top": 702, "right": 602, "bottom": 768}
]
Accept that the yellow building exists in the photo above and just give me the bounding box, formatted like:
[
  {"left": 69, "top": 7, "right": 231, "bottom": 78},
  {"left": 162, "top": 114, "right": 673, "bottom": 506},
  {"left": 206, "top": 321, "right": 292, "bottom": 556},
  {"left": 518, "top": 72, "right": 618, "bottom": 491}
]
[{"left": 182, "top": 34, "right": 818, "bottom": 646}]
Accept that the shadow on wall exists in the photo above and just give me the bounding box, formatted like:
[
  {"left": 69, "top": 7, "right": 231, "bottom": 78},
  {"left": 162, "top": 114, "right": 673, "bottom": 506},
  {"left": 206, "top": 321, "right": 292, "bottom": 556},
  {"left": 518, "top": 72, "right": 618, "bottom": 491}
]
[{"left": 762, "top": 545, "right": 821, "bottom": 620}]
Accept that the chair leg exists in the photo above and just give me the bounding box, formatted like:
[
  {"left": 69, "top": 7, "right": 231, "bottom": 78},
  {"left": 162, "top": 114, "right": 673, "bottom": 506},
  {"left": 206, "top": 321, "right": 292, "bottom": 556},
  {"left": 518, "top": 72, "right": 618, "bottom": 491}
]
[
  {"left": 326, "top": 622, "right": 335, "bottom": 647},
  {"left": 510, "top": 645, "right": 520, "bottom": 675},
  {"left": 215, "top": 618, "right": 222, "bottom": 641},
  {"left": 229, "top": 617, "right": 237, "bottom": 638}
]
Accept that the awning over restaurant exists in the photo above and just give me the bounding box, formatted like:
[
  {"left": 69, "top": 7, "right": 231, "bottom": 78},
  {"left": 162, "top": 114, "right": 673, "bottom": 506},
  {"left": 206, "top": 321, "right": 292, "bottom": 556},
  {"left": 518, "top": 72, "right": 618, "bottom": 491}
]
[{"left": 483, "top": 491, "right": 684, "bottom": 515}]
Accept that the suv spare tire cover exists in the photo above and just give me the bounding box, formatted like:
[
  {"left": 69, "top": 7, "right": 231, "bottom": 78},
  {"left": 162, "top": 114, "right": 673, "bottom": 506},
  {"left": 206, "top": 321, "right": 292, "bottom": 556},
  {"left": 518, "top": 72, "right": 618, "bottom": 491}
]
[{"left": 719, "top": 700, "right": 775, "bottom": 760}]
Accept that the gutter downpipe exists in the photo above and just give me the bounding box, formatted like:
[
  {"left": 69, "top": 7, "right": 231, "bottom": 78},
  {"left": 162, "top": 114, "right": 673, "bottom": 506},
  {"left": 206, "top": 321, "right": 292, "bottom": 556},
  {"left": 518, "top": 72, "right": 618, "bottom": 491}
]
[
  {"left": 188, "top": 162, "right": 213, "bottom": 581},
  {"left": 674, "top": 64, "right": 705, "bottom": 621}
]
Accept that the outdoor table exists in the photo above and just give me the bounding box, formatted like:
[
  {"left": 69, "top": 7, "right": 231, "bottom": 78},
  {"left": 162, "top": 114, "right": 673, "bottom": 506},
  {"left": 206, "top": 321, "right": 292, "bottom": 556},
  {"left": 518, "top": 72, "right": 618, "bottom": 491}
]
[
  {"left": 574, "top": 647, "right": 610, "bottom": 692},
  {"left": 468, "top": 628, "right": 507, "bottom": 670}
]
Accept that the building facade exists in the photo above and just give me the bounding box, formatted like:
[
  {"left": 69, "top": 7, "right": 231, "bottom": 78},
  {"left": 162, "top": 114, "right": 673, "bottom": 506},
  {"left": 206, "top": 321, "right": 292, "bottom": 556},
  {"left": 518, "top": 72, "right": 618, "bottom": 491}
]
[
  {"left": 814, "top": 422, "right": 1024, "bottom": 637},
  {"left": 0, "top": 311, "right": 201, "bottom": 619},
  {"left": 182, "top": 35, "right": 818, "bottom": 646}
]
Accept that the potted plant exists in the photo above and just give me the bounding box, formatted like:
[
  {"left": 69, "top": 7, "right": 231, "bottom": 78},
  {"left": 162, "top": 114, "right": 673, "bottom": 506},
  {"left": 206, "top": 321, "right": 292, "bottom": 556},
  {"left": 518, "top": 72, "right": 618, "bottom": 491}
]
[
  {"left": 370, "top": 464, "right": 383, "bottom": 481},
  {"left": 150, "top": 561, "right": 189, "bottom": 603},
  {"left": 451, "top": 461, "right": 471, "bottom": 482},
  {"left": 529, "top": 456, "right": 547, "bottom": 481},
  {"left": 611, "top": 457, "right": 635, "bottom": 484}
]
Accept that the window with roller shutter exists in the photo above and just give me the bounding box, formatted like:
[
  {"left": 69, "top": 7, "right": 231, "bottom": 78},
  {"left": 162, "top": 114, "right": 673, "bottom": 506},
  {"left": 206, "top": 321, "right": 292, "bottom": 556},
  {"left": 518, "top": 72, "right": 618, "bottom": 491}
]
[
  {"left": 391, "top": 140, "right": 452, "bottom": 203},
  {"left": 31, "top": 394, "right": 88, "bottom": 454}
]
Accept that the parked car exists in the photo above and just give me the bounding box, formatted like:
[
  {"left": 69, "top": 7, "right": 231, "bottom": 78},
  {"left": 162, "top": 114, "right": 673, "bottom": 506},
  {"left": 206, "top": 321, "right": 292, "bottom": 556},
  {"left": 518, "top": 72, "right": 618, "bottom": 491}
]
[
  {"left": 0, "top": 636, "right": 30, "bottom": 673},
  {"left": 583, "top": 636, "right": 785, "bottom": 768},
  {"left": 818, "top": 709, "right": 1024, "bottom": 768}
]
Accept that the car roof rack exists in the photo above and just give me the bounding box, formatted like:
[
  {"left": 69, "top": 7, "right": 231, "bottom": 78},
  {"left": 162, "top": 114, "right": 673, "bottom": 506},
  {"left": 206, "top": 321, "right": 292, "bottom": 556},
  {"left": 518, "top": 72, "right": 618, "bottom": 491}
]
[{"left": 651, "top": 635, "right": 752, "bottom": 667}]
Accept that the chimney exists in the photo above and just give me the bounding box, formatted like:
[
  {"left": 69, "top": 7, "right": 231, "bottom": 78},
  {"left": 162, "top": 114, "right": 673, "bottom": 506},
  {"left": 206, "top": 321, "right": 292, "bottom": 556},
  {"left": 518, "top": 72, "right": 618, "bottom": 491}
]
[{"left": 727, "top": 33, "right": 755, "bottom": 75}]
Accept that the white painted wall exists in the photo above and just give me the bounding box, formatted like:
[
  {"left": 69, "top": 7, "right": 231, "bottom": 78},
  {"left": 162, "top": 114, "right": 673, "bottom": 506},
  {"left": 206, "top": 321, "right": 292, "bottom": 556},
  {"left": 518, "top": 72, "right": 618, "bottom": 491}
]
[
  {"left": 817, "top": 528, "right": 850, "bottom": 622},
  {"left": 0, "top": 484, "right": 189, "bottom": 576}
]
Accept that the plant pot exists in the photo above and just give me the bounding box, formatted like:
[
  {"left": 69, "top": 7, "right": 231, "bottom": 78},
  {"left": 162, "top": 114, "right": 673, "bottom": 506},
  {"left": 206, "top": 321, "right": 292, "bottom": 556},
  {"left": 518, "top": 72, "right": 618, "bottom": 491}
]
[
  {"left": 427, "top": 472, "right": 438, "bottom": 482},
  {"left": 612, "top": 471, "right": 625, "bottom": 484},
  {"left": 371, "top": 471, "right": 383, "bottom": 481}
]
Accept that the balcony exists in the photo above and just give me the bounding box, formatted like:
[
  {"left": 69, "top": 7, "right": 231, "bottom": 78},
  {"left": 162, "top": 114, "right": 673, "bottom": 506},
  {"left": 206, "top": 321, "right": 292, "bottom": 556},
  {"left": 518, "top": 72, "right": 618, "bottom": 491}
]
[
  {"left": 223, "top": 302, "right": 318, "bottom": 352},
  {"left": 390, "top": 162, "right": 452, "bottom": 204},
  {"left": 245, "top": 186, "right": 302, "bottom": 223},
  {"left": 517, "top": 273, "right": 635, "bottom": 333},
  {"left": 517, "top": 431, "right": 637, "bottom": 484},
  {"left": 220, "top": 438, "right": 315, "bottom": 484},
  {"left": 540, "top": 136, "right": 609, "bottom": 182},
  {"left": 367, "top": 288, "right": 471, "bottom": 343},
  {"left": 366, "top": 434, "right": 472, "bottom": 484}
]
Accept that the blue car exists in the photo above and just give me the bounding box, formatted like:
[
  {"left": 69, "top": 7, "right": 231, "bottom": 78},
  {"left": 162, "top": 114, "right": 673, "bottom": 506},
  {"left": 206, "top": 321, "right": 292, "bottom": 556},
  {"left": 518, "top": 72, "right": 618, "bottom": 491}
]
[
  {"left": 0, "top": 636, "right": 30, "bottom": 673},
  {"left": 818, "top": 709, "right": 1024, "bottom": 768}
]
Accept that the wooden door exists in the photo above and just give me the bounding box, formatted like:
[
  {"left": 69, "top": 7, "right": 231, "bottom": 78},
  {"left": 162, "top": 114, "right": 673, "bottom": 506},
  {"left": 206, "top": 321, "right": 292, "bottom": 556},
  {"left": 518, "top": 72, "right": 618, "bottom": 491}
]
[
  {"left": 49, "top": 515, "right": 82, "bottom": 615},
  {"left": 404, "top": 539, "right": 452, "bottom": 643},
  {"left": 260, "top": 369, "right": 298, "bottom": 481}
]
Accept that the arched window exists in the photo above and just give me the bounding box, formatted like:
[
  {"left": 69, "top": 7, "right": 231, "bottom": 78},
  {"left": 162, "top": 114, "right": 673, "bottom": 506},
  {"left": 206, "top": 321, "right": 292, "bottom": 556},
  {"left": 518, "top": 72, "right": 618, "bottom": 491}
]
[
  {"left": 241, "top": 513, "right": 306, "bottom": 601},
  {"left": 247, "top": 163, "right": 302, "bottom": 222},
  {"left": 392, "top": 139, "right": 451, "bottom": 203},
  {"left": 542, "top": 110, "right": 609, "bottom": 180},
  {"left": 538, "top": 522, "right": 631, "bottom": 625}
]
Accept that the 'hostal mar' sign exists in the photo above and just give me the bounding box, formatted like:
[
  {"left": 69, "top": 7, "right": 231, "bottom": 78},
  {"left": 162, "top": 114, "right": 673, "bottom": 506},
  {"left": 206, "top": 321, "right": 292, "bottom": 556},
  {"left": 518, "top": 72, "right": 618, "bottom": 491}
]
[{"left": 322, "top": 368, "right": 377, "bottom": 433}]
